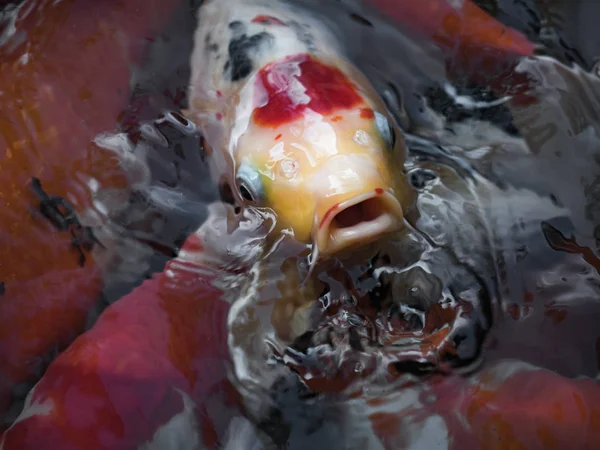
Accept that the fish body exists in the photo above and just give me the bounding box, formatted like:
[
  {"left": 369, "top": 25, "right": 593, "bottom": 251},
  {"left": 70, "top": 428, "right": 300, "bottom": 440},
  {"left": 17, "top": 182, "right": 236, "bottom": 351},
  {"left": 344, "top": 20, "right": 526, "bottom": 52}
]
[
  {"left": 0, "top": 224, "right": 245, "bottom": 450},
  {"left": 0, "top": 0, "right": 185, "bottom": 428},
  {"left": 367, "top": 0, "right": 537, "bottom": 103},
  {"left": 340, "top": 360, "right": 600, "bottom": 449},
  {"left": 182, "top": 2, "right": 425, "bottom": 409}
]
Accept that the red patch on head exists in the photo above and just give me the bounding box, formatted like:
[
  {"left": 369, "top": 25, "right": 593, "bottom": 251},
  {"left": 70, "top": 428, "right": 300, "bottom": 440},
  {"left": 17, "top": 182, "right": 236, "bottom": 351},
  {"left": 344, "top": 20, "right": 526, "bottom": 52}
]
[
  {"left": 274, "top": 133, "right": 282, "bottom": 140},
  {"left": 216, "top": 90, "right": 222, "bottom": 97},
  {"left": 215, "top": 113, "right": 223, "bottom": 121},
  {"left": 253, "top": 54, "right": 364, "bottom": 128},
  {"left": 251, "top": 15, "right": 286, "bottom": 26},
  {"left": 375, "top": 188, "right": 384, "bottom": 195},
  {"left": 331, "top": 116, "right": 343, "bottom": 122},
  {"left": 320, "top": 203, "right": 340, "bottom": 229},
  {"left": 360, "top": 108, "right": 375, "bottom": 120}
]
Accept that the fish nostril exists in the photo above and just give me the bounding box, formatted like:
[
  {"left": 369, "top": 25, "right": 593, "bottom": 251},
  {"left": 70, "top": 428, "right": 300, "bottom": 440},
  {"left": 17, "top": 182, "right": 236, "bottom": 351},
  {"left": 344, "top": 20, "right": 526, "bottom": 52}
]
[{"left": 330, "top": 198, "right": 387, "bottom": 231}]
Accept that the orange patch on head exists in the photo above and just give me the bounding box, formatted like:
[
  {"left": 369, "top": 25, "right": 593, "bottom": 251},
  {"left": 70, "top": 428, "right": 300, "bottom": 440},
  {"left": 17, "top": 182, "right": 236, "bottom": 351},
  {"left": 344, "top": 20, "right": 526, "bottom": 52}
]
[{"left": 360, "top": 108, "right": 374, "bottom": 119}]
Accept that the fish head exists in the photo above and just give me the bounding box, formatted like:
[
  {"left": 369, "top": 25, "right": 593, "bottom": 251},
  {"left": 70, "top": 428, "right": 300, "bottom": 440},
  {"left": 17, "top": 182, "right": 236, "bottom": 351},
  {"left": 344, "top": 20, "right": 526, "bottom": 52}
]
[{"left": 230, "top": 54, "right": 415, "bottom": 260}]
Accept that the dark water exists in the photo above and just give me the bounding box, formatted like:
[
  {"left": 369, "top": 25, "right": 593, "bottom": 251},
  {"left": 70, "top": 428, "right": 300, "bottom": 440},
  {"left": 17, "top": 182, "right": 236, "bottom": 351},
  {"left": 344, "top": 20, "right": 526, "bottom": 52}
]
[{"left": 2, "top": 0, "right": 600, "bottom": 448}]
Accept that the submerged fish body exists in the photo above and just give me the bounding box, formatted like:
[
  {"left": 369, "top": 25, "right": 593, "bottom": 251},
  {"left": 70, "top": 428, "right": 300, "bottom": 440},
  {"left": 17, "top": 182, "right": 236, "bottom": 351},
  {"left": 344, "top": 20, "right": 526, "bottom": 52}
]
[
  {"left": 0, "top": 226, "right": 246, "bottom": 450},
  {"left": 365, "top": 0, "right": 537, "bottom": 105},
  {"left": 0, "top": 0, "right": 185, "bottom": 430}
]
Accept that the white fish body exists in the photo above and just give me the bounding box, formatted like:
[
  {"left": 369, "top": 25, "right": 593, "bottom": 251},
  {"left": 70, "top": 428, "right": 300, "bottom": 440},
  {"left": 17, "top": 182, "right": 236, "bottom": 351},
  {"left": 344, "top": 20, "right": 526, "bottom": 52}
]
[{"left": 188, "top": 0, "right": 349, "bottom": 186}]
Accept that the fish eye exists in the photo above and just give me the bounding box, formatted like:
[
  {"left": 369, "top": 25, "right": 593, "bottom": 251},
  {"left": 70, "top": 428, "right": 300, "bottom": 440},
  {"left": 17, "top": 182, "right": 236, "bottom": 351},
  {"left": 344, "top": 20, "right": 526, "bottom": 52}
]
[
  {"left": 374, "top": 111, "right": 396, "bottom": 150},
  {"left": 235, "top": 162, "right": 263, "bottom": 203}
]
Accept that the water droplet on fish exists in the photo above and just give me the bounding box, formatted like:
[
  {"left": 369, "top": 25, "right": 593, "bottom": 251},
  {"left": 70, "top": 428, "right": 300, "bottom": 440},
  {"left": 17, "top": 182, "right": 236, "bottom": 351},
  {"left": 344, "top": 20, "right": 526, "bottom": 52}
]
[
  {"left": 353, "top": 130, "right": 370, "bottom": 146},
  {"left": 279, "top": 158, "right": 299, "bottom": 178}
]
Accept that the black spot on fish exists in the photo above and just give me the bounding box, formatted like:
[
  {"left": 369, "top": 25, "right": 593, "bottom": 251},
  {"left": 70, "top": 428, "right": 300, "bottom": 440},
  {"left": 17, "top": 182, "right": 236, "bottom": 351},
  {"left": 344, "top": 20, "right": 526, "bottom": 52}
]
[
  {"left": 30, "top": 177, "right": 105, "bottom": 268},
  {"left": 224, "top": 31, "right": 274, "bottom": 82},
  {"left": 288, "top": 21, "right": 316, "bottom": 53},
  {"left": 228, "top": 20, "right": 245, "bottom": 33},
  {"left": 0, "top": 282, "right": 4, "bottom": 295},
  {"left": 204, "top": 32, "right": 219, "bottom": 53}
]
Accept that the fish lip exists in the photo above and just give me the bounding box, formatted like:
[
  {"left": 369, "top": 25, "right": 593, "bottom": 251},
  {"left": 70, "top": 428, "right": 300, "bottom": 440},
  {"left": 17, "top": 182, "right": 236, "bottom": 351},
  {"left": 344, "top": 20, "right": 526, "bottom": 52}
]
[{"left": 313, "top": 191, "right": 404, "bottom": 258}]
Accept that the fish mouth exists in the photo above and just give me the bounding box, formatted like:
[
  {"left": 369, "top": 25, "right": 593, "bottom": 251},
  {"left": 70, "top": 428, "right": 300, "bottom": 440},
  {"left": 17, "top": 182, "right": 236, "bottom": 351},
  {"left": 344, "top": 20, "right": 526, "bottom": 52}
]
[
  {"left": 314, "top": 191, "right": 404, "bottom": 258},
  {"left": 274, "top": 255, "right": 491, "bottom": 394}
]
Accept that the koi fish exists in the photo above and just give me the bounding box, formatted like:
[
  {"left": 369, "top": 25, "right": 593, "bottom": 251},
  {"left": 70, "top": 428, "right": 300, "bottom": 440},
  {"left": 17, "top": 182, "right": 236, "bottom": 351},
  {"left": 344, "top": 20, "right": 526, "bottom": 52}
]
[
  {"left": 366, "top": 0, "right": 537, "bottom": 101},
  {"left": 0, "top": 0, "right": 185, "bottom": 427},
  {"left": 0, "top": 221, "right": 248, "bottom": 450},
  {"left": 186, "top": 0, "right": 414, "bottom": 254},
  {"left": 370, "top": 0, "right": 535, "bottom": 66},
  {"left": 180, "top": 3, "right": 443, "bottom": 410},
  {"left": 333, "top": 359, "right": 600, "bottom": 449}
]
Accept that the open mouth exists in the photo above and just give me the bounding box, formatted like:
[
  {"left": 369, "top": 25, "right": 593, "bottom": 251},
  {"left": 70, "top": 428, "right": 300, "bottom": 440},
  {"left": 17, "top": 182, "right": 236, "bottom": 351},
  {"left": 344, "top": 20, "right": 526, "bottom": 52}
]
[
  {"left": 272, "top": 251, "right": 492, "bottom": 394},
  {"left": 314, "top": 191, "right": 405, "bottom": 258}
]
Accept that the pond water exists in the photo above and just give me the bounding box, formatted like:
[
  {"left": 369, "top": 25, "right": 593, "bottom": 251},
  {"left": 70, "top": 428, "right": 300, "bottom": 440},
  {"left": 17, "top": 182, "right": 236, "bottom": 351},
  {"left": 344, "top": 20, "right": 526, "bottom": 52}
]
[{"left": 1, "top": 0, "right": 600, "bottom": 448}]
